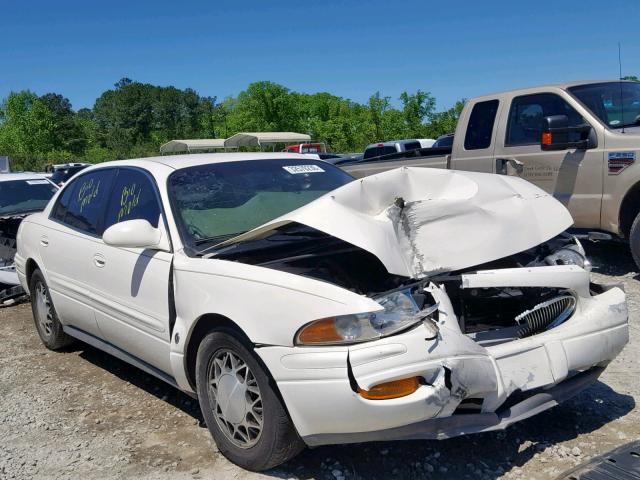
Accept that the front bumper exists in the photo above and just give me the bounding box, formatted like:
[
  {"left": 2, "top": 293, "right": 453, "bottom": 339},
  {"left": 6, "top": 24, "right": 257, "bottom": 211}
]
[{"left": 256, "top": 284, "right": 628, "bottom": 446}]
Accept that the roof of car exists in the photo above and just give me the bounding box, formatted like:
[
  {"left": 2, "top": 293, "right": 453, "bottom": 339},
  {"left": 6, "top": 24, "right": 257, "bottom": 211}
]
[
  {"left": 84, "top": 152, "right": 322, "bottom": 173},
  {"left": 0, "top": 172, "right": 51, "bottom": 182},
  {"left": 474, "top": 80, "right": 636, "bottom": 100}
]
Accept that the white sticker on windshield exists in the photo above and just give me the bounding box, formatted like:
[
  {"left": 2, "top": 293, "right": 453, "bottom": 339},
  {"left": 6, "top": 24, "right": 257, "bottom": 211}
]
[
  {"left": 282, "top": 165, "right": 325, "bottom": 174},
  {"left": 26, "top": 180, "right": 50, "bottom": 185}
]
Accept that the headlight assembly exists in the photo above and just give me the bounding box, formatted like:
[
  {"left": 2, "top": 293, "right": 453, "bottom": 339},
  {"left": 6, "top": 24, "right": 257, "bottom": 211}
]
[
  {"left": 545, "top": 244, "right": 592, "bottom": 272},
  {"left": 295, "top": 289, "right": 438, "bottom": 346}
]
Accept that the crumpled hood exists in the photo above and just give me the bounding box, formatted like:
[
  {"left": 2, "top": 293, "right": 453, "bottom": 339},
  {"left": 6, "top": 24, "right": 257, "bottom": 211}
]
[{"left": 220, "top": 167, "right": 574, "bottom": 278}]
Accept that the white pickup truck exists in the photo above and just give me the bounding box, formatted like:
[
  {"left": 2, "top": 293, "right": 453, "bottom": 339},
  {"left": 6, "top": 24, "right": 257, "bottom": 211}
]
[{"left": 340, "top": 80, "right": 640, "bottom": 266}]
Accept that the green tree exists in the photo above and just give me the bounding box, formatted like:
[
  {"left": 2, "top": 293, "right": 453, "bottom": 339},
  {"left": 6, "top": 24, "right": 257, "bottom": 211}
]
[
  {"left": 0, "top": 91, "right": 58, "bottom": 170},
  {"left": 622, "top": 75, "right": 639, "bottom": 82},
  {"left": 399, "top": 90, "right": 436, "bottom": 137}
]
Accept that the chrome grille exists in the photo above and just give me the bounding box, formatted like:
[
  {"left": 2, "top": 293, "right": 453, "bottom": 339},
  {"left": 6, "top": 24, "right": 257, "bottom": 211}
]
[{"left": 515, "top": 295, "right": 576, "bottom": 338}]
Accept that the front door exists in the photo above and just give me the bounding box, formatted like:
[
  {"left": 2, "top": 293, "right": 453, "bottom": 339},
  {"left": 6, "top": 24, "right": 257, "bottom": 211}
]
[
  {"left": 493, "top": 92, "right": 604, "bottom": 228},
  {"left": 90, "top": 167, "right": 174, "bottom": 374}
]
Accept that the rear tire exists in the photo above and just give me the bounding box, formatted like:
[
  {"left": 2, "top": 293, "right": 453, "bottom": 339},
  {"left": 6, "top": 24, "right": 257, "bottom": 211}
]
[
  {"left": 195, "top": 329, "right": 304, "bottom": 471},
  {"left": 29, "top": 269, "right": 74, "bottom": 350}
]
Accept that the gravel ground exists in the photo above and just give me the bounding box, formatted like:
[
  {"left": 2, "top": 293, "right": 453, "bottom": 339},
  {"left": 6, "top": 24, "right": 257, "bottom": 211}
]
[{"left": 1, "top": 241, "right": 638, "bottom": 480}]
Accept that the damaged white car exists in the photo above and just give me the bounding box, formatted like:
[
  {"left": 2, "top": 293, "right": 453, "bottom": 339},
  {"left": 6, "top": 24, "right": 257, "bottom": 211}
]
[
  {"left": 0, "top": 173, "right": 58, "bottom": 304},
  {"left": 15, "top": 154, "right": 628, "bottom": 471}
]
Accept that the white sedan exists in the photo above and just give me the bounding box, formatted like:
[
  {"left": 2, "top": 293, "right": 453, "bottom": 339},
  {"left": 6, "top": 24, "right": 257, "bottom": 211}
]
[{"left": 16, "top": 153, "right": 628, "bottom": 471}]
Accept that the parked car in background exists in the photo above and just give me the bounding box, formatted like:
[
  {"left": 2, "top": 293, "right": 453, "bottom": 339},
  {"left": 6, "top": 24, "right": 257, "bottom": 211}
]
[
  {"left": 0, "top": 173, "right": 58, "bottom": 302},
  {"left": 283, "top": 143, "right": 326, "bottom": 154},
  {"left": 362, "top": 139, "right": 423, "bottom": 160},
  {"left": 49, "top": 163, "right": 90, "bottom": 186},
  {"left": 432, "top": 133, "right": 454, "bottom": 148},
  {"left": 417, "top": 138, "right": 436, "bottom": 148},
  {"left": 16, "top": 153, "right": 628, "bottom": 471},
  {"left": 341, "top": 81, "right": 640, "bottom": 268}
]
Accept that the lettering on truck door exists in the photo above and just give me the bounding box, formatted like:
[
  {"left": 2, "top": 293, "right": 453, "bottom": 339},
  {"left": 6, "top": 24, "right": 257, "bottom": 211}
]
[{"left": 493, "top": 91, "right": 603, "bottom": 228}]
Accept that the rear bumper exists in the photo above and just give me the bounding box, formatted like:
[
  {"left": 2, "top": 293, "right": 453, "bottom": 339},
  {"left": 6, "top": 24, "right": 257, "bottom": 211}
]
[{"left": 256, "top": 286, "right": 628, "bottom": 445}]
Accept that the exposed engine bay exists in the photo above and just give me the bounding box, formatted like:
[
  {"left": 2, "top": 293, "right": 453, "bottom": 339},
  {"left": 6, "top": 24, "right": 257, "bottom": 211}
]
[
  {"left": 0, "top": 215, "right": 27, "bottom": 303},
  {"left": 210, "top": 225, "right": 589, "bottom": 345}
]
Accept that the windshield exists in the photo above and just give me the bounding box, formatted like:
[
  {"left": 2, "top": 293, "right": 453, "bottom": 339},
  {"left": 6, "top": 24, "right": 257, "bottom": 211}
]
[
  {"left": 0, "top": 179, "right": 58, "bottom": 216},
  {"left": 569, "top": 82, "right": 640, "bottom": 129},
  {"left": 168, "top": 159, "right": 354, "bottom": 248}
]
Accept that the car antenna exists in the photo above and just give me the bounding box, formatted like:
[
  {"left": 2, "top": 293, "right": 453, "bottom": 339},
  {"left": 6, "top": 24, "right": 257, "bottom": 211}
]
[{"left": 618, "top": 42, "right": 625, "bottom": 134}]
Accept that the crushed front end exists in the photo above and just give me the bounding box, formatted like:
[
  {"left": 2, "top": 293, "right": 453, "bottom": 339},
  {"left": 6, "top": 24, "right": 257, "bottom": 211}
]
[
  {"left": 0, "top": 215, "right": 26, "bottom": 304},
  {"left": 253, "top": 236, "right": 628, "bottom": 445}
]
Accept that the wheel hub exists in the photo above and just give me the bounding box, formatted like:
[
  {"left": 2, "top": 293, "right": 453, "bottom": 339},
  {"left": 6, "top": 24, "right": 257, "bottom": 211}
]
[
  {"left": 216, "top": 373, "right": 247, "bottom": 424},
  {"left": 208, "top": 349, "right": 264, "bottom": 448}
]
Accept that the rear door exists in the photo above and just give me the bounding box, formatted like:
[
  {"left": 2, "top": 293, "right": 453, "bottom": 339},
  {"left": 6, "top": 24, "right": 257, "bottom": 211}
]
[
  {"left": 493, "top": 92, "right": 603, "bottom": 227},
  {"left": 42, "top": 168, "right": 117, "bottom": 337},
  {"left": 450, "top": 99, "right": 502, "bottom": 173}
]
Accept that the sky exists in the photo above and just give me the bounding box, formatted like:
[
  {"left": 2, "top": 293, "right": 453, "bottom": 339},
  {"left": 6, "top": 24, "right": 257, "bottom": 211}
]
[{"left": 2, "top": 0, "right": 639, "bottom": 112}]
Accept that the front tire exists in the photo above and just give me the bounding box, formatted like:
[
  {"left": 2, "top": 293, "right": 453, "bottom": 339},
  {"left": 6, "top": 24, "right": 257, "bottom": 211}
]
[
  {"left": 195, "top": 330, "right": 304, "bottom": 471},
  {"left": 29, "top": 269, "right": 74, "bottom": 350},
  {"left": 630, "top": 212, "right": 640, "bottom": 270}
]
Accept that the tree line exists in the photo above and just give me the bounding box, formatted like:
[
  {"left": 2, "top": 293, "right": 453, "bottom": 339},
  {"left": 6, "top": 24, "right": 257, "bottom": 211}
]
[{"left": 0, "top": 77, "right": 464, "bottom": 171}]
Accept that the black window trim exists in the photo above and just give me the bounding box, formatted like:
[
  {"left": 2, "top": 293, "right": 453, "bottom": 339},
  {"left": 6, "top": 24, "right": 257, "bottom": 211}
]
[{"left": 49, "top": 166, "right": 173, "bottom": 252}]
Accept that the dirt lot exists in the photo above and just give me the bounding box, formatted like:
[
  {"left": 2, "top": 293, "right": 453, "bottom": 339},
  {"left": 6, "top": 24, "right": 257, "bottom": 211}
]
[{"left": 1, "top": 242, "right": 638, "bottom": 480}]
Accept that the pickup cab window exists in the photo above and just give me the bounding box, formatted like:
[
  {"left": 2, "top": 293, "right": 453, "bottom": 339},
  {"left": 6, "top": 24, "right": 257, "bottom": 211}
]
[
  {"left": 505, "top": 93, "right": 585, "bottom": 146},
  {"left": 464, "top": 100, "right": 499, "bottom": 150}
]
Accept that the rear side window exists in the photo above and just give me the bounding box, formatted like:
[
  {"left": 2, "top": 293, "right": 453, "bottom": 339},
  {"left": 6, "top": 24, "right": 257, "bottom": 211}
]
[
  {"left": 464, "top": 100, "right": 499, "bottom": 150},
  {"left": 62, "top": 169, "right": 116, "bottom": 236},
  {"left": 505, "top": 93, "right": 586, "bottom": 146},
  {"left": 363, "top": 145, "right": 398, "bottom": 160},
  {"left": 103, "top": 168, "right": 161, "bottom": 231},
  {"left": 50, "top": 184, "right": 75, "bottom": 221}
]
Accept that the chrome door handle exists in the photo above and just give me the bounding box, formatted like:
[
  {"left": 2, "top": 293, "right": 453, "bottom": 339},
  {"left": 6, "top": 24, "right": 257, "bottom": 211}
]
[
  {"left": 93, "top": 254, "right": 106, "bottom": 268},
  {"left": 40, "top": 236, "right": 49, "bottom": 247}
]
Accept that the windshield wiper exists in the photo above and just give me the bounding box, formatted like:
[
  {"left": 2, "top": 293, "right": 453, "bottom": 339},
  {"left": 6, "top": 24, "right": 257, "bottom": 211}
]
[{"left": 194, "top": 232, "right": 245, "bottom": 246}]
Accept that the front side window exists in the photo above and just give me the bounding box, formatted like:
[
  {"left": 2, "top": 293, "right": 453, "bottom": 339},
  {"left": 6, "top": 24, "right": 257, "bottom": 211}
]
[
  {"left": 60, "top": 169, "right": 116, "bottom": 235},
  {"left": 0, "top": 179, "right": 57, "bottom": 216},
  {"left": 464, "top": 100, "right": 499, "bottom": 150},
  {"left": 569, "top": 81, "right": 640, "bottom": 129},
  {"left": 103, "top": 168, "right": 161, "bottom": 232},
  {"left": 506, "top": 93, "right": 586, "bottom": 146},
  {"left": 168, "top": 159, "right": 353, "bottom": 248}
]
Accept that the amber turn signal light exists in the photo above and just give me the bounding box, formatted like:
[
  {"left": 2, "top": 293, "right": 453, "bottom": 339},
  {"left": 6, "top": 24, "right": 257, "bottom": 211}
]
[
  {"left": 541, "top": 132, "right": 553, "bottom": 145},
  {"left": 296, "top": 317, "right": 342, "bottom": 344},
  {"left": 359, "top": 377, "right": 420, "bottom": 400}
]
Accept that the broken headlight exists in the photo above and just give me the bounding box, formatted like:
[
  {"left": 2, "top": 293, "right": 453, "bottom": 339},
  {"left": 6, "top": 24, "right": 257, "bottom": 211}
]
[
  {"left": 545, "top": 241, "right": 592, "bottom": 272},
  {"left": 295, "top": 289, "right": 431, "bottom": 345}
]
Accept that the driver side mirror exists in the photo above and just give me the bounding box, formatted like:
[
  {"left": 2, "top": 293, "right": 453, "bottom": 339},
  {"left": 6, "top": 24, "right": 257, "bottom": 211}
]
[
  {"left": 541, "top": 115, "right": 597, "bottom": 151},
  {"left": 103, "top": 219, "right": 169, "bottom": 250}
]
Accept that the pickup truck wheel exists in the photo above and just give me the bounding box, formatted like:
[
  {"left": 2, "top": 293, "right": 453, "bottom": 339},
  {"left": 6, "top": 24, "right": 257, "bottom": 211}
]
[
  {"left": 630, "top": 212, "right": 640, "bottom": 270},
  {"left": 29, "top": 269, "right": 74, "bottom": 350},
  {"left": 195, "top": 330, "right": 304, "bottom": 471}
]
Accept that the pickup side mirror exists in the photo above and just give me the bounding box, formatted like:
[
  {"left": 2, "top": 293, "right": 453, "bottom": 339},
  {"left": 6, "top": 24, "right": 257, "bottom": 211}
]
[
  {"left": 541, "top": 115, "right": 597, "bottom": 151},
  {"left": 103, "top": 219, "right": 165, "bottom": 250}
]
